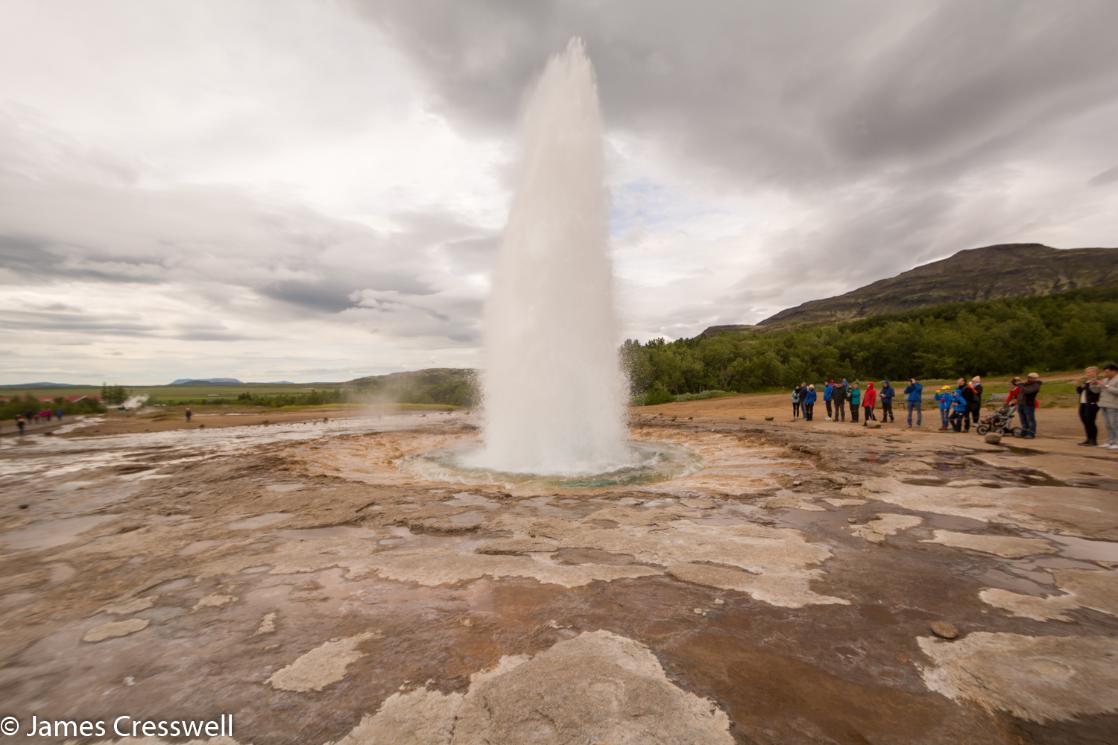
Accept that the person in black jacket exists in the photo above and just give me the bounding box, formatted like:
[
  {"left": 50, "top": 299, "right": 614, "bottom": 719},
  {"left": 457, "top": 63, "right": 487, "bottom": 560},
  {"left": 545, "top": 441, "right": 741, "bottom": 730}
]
[
  {"left": 879, "top": 380, "right": 895, "bottom": 422},
  {"left": 970, "top": 376, "right": 983, "bottom": 425},
  {"left": 1018, "top": 373, "right": 1042, "bottom": 438},
  {"left": 1077, "top": 367, "right": 1101, "bottom": 446},
  {"left": 833, "top": 379, "right": 848, "bottom": 422}
]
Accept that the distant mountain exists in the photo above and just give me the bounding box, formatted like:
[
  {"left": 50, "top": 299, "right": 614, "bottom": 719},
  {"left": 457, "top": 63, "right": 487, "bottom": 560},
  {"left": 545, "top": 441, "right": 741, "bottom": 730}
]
[
  {"left": 0, "top": 382, "right": 87, "bottom": 388},
  {"left": 169, "top": 378, "right": 243, "bottom": 385},
  {"left": 754, "top": 243, "right": 1118, "bottom": 329}
]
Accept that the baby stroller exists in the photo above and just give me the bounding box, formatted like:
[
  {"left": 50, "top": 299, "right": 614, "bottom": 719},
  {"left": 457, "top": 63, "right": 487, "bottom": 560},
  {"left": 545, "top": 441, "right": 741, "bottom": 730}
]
[{"left": 976, "top": 404, "right": 1019, "bottom": 436}]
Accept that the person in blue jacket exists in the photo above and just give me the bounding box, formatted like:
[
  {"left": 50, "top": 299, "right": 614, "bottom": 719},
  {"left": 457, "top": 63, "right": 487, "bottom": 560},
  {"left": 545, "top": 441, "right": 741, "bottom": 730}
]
[
  {"left": 949, "top": 387, "right": 969, "bottom": 432},
  {"left": 934, "top": 386, "right": 952, "bottom": 430},
  {"left": 823, "top": 380, "right": 834, "bottom": 420},
  {"left": 803, "top": 384, "right": 817, "bottom": 421},
  {"left": 904, "top": 378, "right": 923, "bottom": 427},
  {"left": 879, "top": 380, "right": 895, "bottom": 423}
]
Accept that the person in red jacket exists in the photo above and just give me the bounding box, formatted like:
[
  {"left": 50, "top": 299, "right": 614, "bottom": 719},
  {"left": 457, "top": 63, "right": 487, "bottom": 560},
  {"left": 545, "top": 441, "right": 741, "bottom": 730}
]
[
  {"left": 862, "top": 381, "right": 877, "bottom": 425},
  {"left": 1005, "top": 377, "right": 1021, "bottom": 407}
]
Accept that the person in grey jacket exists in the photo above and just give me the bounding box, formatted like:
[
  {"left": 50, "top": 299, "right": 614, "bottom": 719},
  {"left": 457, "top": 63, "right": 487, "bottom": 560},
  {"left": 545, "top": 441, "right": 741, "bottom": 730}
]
[{"left": 1099, "top": 364, "right": 1118, "bottom": 449}]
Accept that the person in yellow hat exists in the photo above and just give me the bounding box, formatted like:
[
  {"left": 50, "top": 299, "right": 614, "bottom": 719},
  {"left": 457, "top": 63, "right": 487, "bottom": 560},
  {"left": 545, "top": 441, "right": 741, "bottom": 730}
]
[{"left": 934, "top": 385, "right": 952, "bottom": 430}]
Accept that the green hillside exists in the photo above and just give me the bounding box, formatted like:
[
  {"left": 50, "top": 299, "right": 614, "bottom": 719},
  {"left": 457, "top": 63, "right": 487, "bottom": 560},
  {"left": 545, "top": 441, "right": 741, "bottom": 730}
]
[{"left": 624, "top": 286, "right": 1118, "bottom": 403}]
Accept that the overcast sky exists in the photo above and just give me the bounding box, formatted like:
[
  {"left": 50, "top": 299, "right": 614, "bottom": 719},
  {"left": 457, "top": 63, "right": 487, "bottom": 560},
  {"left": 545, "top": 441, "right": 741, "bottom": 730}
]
[{"left": 2, "top": 0, "right": 1117, "bottom": 384}]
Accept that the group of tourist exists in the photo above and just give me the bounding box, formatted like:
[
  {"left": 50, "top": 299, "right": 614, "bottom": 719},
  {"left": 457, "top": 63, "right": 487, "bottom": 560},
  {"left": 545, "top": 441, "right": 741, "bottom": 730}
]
[
  {"left": 1078, "top": 364, "right": 1118, "bottom": 449},
  {"left": 790, "top": 364, "right": 1118, "bottom": 448}
]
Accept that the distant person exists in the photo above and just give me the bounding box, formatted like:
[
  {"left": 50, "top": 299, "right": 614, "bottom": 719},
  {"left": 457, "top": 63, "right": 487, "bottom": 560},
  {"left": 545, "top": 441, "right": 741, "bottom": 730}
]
[
  {"left": 904, "top": 378, "right": 923, "bottom": 427},
  {"left": 956, "top": 378, "right": 974, "bottom": 433},
  {"left": 1077, "top": 367, "right": 1101, "bottom": 447},
  {"left": 849, "top": 382, "right": 861, "bottom": 423},
  {"left": 1005, "top": 377, "right": 1021, "bottom": 408},
  {"left": 1097, "top": 364, "right": 1118, "bottom": 449},
  {"left": 862, "top": 382, "right": 877, "bottom": 425},
  {"left": 958, "top": 377, "right": 978, "bottom": 427},
  {"left": 949, "top": 386, "right": 969, "bottom": 432},
  {"left": 879, "top": 380, "right": 895, "bottom": 423},
  {"left": 970, "top": 376, "right": 984, "bottom": 424},
  {"left": 803, "top": 384, "right": 817, "bottom": 421},
  {"left": 185, "top": 407, "right": 193, "bottom": 423},
  {"left": 833, "top": 378, "right": 848, "bottom": 422},
  {"left": 823, "top": 380, "right": 834, "bottom": 420},
  {"left": 1017, "top": 373, "right": 1042, "bottom": 438},
  {"left": 791, "top": 386, "right": 801, "bottom": 420},
  {"left": 934, "top": 386, "right": 952, "bottom": 430},
  {"left": 16, "top": 414, "right": 26, "bottom": 435},
  {"left": 55, "top": 408, "right": 63, "bottom": 421}
]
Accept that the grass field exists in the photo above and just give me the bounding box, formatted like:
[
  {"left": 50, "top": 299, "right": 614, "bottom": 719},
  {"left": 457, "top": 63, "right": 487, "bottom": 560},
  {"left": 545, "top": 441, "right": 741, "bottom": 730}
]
[{"left": 0, "top": 383, "right": 337, "bottom": 403}]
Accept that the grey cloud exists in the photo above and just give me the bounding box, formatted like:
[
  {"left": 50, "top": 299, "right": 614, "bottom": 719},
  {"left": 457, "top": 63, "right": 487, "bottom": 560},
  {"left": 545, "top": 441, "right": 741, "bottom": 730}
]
[
  {"left": 260, "top": 279, "right": 360, "bottom": 314},
  {"left": 0, "top": 308, "right": 159, "bottom": 336},
  {"left": 1090, "top": 165, "right": 1118, "bottom": 187},
  {"left": 358, "top": 0, "right": 1118, "bottom": 187}
]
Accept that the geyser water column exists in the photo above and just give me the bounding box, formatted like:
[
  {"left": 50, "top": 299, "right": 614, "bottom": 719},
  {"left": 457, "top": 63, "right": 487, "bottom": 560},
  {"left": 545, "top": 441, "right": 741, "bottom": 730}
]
[{"left": 472, "top": 39, "right": 631, "bottom": 476}]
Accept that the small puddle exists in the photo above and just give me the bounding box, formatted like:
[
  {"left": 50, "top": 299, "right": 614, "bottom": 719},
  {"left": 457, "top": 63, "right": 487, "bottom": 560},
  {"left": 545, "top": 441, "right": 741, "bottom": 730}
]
[{"left": 1039, "top": 532, "right": 1118, "bottom": 563}]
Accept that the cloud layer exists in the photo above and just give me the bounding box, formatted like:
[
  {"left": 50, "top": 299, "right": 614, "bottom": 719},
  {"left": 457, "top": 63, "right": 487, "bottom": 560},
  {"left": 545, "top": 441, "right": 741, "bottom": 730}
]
[{"left": 2, "top": 0, "right": 1116, "bottom": 382}]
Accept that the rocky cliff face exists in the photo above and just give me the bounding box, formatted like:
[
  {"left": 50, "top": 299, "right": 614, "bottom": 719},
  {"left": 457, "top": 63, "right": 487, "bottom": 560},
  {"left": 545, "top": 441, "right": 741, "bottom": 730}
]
[{"left": 757, "top": 244, "right": 1118, "bottom": 328}]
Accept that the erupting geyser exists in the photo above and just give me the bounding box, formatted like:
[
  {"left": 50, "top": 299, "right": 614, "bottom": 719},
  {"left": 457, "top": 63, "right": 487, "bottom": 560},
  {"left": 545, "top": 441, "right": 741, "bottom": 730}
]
[{"left": 470, "top": 39, "right": 631, "bottom": 476}]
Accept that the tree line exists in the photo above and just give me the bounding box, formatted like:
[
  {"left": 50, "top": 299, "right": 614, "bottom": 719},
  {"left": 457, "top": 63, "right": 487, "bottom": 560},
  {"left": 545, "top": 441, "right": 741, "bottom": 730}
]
[{"left": 622, "top": 287, "right": 1118, "bottom": 404}]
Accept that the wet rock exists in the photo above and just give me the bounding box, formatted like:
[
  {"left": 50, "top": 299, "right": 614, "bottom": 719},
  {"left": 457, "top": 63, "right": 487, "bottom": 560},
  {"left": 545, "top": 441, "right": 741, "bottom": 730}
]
[
  {"left": 984, "top": 433, "right": 1002, "bottom": 445},
  {"left": 918, "top": 632, "right": 1118, "bottom": 722},
  {"left": 344, "top": 631, "right": 734, "bottom": 745},
  {"left": 475, "top": 537, "right": 560, "bottom": 555},
  {"left": 764, "top": 416, "right": 775, "bottom": 421},
  {"left": 929, "top": 621, "right": 959, "bottom": 640},
  {"left": 850, "top": 513, "right": 923, "bottom": 544},
  {"left": 256, "top": 611, "right": 278, "bottom": 635},
  {"left": 18, "top": 504, "right": 28, "bottom": 509},
  {"left": 102, "top": 596, "right": 157, "bottom": 615},
  {"left": 922, "top": 530, "right": 1056, "bottom": 559},
  {"left": 83, "top": 618, "right": 149, "bottom": 643},
  {"left": 267, "top": 631, "right": 381, "bottom": 692},
  {"left": 192, "top": 593, "right": 236, "bottom": 611},
  {"left": 865, "top": 421, "right": 882, "bottom": 429}
]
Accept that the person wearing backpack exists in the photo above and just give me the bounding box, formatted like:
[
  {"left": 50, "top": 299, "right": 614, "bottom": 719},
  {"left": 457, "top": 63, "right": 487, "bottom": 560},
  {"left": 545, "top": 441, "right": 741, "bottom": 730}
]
[
  {"left": 791, "top": 385, "right": 801, "bottom": 420},
  {"left": 879, "top": 380, "right": 895, "bottom": 423},
  {"left": 823, "top": 380, "right": 834, "bottom": 420}
]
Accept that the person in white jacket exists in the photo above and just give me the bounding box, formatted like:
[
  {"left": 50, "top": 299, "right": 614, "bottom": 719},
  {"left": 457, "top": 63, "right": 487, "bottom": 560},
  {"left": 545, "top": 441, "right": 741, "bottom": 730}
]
[{"left": 1099, "top": 363, "right": 1118, "bottom": 449}]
